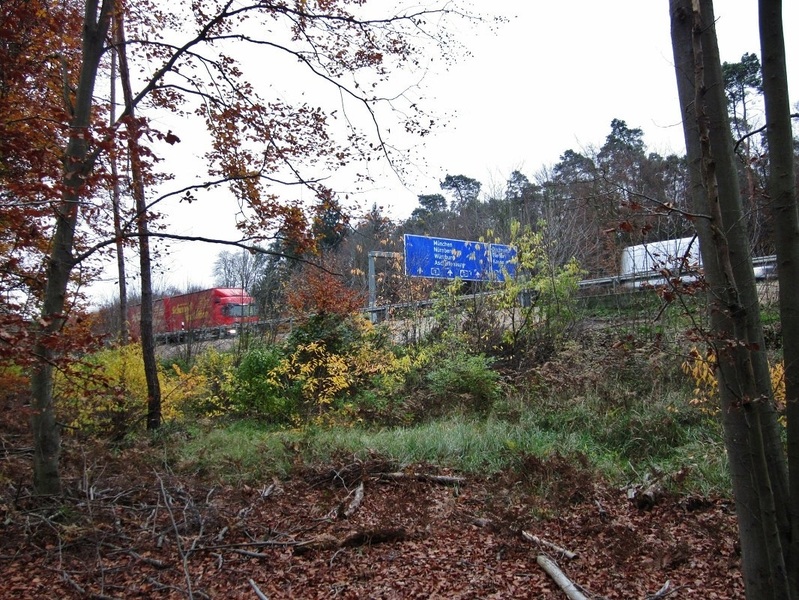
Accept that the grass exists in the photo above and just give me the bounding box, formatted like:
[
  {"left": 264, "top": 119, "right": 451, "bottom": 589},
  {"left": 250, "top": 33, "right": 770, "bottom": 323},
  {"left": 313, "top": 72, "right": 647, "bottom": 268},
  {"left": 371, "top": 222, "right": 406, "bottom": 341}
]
[
  {"left": 175, "top": 420, "right": 295, "bottom": 483},
  {"left": 168, "top": 385, "right": 730, "bottom": 496}
]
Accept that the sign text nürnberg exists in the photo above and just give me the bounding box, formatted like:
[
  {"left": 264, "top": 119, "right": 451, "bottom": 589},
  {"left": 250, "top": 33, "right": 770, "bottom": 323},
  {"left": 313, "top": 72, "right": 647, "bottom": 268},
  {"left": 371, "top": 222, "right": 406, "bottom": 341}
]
[{"left": 404, "top": 234, "right": 516, "bottom": 282}]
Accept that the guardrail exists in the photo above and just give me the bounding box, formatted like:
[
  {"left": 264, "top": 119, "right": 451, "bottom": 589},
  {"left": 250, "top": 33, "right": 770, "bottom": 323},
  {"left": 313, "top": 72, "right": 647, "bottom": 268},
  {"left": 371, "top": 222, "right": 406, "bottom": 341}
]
[
  {"left": 364, "top": 255, "right": 778, "bottom": 320},
  {"left": 578, "top": 254, "right": 777, "bottom": 290}
]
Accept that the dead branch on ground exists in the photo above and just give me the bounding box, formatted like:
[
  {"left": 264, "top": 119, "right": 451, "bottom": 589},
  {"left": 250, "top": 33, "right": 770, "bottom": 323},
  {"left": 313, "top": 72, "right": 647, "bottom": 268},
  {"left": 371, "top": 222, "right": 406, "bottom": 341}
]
[
  {"left": 536, "top": 554, "right": 590, "bottom": 600},
  {"left": 376, "top": 472, "right": 465, "bottom": 486},
  {"left": 522, "top": 531, "right": 578, "bottom": 559}
]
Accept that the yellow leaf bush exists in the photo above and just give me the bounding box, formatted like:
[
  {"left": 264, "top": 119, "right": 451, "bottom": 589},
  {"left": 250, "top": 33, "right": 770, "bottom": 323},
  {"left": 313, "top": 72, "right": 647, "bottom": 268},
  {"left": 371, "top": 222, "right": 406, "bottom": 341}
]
[
  {"left": 682, "top": 346, "right": 785, "bottom": 417},
  {"left": 56, "top": 344, "right": 206, "bottom": 438}
]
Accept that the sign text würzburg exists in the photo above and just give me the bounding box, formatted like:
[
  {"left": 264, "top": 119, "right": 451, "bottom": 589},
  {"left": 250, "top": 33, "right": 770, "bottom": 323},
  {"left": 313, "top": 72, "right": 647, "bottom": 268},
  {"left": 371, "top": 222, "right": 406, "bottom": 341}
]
[{"left": 404, "top": 234, "right": 516, "bottom": 282}]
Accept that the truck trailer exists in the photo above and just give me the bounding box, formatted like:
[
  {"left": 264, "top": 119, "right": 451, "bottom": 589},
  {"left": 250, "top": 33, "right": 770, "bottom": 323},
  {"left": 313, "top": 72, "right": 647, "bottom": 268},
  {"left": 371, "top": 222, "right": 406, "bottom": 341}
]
[
  {"left": 620, "top": 237, "right": 702, "bottom": 287},
  {"left": 128, "top": 287, "right": 259, "bottom": 343}
]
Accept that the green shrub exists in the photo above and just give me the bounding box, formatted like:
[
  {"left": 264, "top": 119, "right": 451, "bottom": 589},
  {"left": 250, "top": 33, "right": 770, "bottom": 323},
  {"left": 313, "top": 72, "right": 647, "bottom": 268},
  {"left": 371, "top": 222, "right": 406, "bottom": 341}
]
[
  {"left": 285, "top": 313, "right": 364, "bottom": 355},
  {"left": 231, "top": 345, "right": 295, "bottom": 422},
  {"left": 427, "top": 351, "right": 502, "bottom": 414}
]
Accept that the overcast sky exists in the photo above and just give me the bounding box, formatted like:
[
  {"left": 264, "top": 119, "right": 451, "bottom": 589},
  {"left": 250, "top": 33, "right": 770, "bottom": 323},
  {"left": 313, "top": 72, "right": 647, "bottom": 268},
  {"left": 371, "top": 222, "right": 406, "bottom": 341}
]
[
  {"left": 88, "top": 1, "right": 799, "bottom": 302},
  {"left": 401, "top": 0, "right": 798, "bottom": 209}
]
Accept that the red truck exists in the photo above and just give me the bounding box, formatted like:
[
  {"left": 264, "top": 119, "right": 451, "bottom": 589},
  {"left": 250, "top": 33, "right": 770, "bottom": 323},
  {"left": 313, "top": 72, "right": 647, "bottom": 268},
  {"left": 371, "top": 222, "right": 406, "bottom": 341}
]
[{"left": 128, "top": 288, "right": 259, "bottom": 342}]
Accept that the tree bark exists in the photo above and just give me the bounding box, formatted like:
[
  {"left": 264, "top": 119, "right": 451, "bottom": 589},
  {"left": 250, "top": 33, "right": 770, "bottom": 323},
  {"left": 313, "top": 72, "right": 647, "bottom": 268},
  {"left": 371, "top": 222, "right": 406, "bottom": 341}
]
[
  {"left": 30, "top": 0, "right": 115, "bottom": 495},
  {"left": 669, "top": 1, "right": 790, "bottom": 598},
  {"left": 114, "top": 8, "right": 162, "bottom": 429},
  {"left": 759, "top": 0, "right": 799, "bottom": 594}
]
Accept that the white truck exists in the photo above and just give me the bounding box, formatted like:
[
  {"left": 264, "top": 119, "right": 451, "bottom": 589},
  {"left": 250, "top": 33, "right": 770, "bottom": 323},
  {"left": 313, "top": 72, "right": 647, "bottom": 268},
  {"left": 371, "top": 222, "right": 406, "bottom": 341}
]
[{"left": 620, "top": 236, "right": 702, "bottom": 287}]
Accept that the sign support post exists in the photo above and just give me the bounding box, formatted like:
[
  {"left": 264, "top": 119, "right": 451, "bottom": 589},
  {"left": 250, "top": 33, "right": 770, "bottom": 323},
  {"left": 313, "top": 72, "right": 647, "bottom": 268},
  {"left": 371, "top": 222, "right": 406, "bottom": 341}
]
[{"left": 368, "top": 251, "right": 401, "bottom": 322}]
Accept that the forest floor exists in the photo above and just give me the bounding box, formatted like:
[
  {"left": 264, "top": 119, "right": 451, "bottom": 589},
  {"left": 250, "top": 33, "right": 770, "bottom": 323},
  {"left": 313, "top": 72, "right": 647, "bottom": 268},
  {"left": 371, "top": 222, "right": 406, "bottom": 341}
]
[{"left": 0, "top": 403, "right": 743, "bottom": 599}]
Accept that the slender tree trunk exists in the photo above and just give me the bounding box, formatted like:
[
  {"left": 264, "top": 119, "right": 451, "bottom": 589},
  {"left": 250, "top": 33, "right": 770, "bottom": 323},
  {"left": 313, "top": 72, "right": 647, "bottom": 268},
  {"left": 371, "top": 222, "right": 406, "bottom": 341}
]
[
  {"left": 114, "top": 8, "right": 161, "bottom": 429},
  {"left": 109, "top": 33, "right": 128, "bottom": 343},
  {"left": 759, "top": 0, "right": 799, "bottom": 594},
  {"left": 30, "top": 0, "right": 115, "bottom": 495},
  {"left": 669, "top": 1, "right": 790, "bottom": 598},
  {"left": 698, "top": 1, "right": 790, "bottom": 550}
]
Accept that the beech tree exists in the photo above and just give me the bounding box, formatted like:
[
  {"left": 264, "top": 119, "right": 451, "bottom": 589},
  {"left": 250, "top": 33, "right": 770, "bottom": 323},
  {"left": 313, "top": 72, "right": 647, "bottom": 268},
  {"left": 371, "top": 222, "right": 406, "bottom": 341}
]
[
  {"left": 2, "top": 0, "right": 473, "bottom": 494},
  {"left": 669, "top": 1, "right": 796, "bottom": 597}
]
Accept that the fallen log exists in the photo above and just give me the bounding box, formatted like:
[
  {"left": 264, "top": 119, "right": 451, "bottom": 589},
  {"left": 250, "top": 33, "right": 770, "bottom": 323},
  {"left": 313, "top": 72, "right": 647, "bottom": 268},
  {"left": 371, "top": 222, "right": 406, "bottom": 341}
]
[
  {"left": 293, "top": 528, "right": 408, "bottom": 554},
  {"left": 536, "top": 554, "right": 589, "bottom": 600},
  {"left": 376, "top": 472, "right": 465, "bottom": 486}
]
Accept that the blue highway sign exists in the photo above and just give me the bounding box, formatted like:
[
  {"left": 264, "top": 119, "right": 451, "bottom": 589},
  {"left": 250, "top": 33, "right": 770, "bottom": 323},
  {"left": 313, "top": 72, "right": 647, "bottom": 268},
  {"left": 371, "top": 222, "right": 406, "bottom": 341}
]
[
  {"left": 404, "top": 234, "right": 516, "bottom": 282},
  {"left": 489, "top": 243, "right": 517, "bottom": 282}
]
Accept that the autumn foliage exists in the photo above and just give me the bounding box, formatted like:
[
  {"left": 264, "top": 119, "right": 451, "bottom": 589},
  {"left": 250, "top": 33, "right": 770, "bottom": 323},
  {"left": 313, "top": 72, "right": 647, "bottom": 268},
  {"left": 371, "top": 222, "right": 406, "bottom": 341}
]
[
  {"left": 0, "top": 1, "right": 80, "bottom": 311},
  {"left": 286, "top": 265, "right": 366, "bottom": 317}
]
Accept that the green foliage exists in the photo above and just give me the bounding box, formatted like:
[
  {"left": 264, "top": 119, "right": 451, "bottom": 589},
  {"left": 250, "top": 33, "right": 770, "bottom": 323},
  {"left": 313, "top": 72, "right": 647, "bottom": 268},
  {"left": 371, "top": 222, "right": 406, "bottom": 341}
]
[
  {"left": 428, "top": 280, "right": 467, "bottom": 339},
  {"left": 494, "top": 222, "right": 584, "bottom": 360},
  {"left": 137, "top": 263, "right": 729, "bottom": 498},
  {"left": 347, "top": 336, "right": 418, "bottom": 424},
  {"left": 285, "top": 313, "right": 363, "bottom": 355},
  {"left": 272, "top": 340, "right": 352, "bottom": 422},
  {"left": 185, "top": 347, "right": 237, "bottom": 417},
  {"left": 277, "top": 318, "right": 419, "bottom": 425},
  {"left": 206, "top": 315, "right": 417, "bottom": 426},
  {"left": 424, "top": 222, "right": 584, "bottom": 369},
  {"left": 172, "top": 367, "right": 728, "bottom": 493},
  {"left": 515, "top": 334, "right": 725, "bottom": 491},
  {"left": 426, "top": 351, "right": 502, "bottom": 414},
  {"left": 230, "top": 345, "right": 293, "bottom": 422}
]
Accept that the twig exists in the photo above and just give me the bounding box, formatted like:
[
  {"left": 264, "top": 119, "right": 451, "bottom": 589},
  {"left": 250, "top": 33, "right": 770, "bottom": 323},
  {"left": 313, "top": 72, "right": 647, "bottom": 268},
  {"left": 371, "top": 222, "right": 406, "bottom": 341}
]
[
  {"left": 376, "top": 472, "right": 465, "bottom": 486},
  {"left": 293, "top": 528, "right": 408, "bottom": 554},
  {"left": 62, "top": 571, "right": 86, "bottom": 596},
  {"left": 233, "top": 548, "right": 272, "bottom": 558},
  {"left": 594, "top": 499, "right": 608, "bottom": 521},
  {"left": 101, "top": 544, "right": 169, "bottom": 569},
  {"left": 144, "top": 575, "right": 209, "bottom": 598},
  {"left": 647, "top": 580, "right": 682, "bottom": 599},
  {"left": 155, "top": 471, "right": 194, "bottom": 600}
]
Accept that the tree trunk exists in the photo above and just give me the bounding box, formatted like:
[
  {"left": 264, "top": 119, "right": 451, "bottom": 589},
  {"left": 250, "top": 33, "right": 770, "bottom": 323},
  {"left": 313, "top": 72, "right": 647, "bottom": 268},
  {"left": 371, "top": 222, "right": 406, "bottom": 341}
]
[
  {"left": 114, "top": 8, "right": 162, "bottom": 429},
  {"left": 669, "top": 1, "right": 790, "bottom": 598},
  {"left": 109, "top": 35, "right": 129, "bottom": 343},
  {"left": 697, "top": 1, "right": 790, "bottom": 554},
  {"left": 30, "top": 0, "right": 116, "bottom": 495},
  {"left": 759, "top": 0, "right": 799, "bottom": 594}
]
